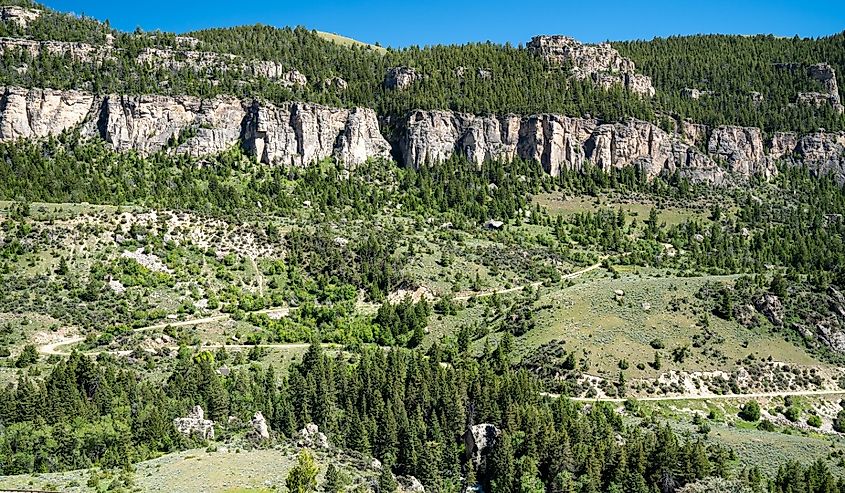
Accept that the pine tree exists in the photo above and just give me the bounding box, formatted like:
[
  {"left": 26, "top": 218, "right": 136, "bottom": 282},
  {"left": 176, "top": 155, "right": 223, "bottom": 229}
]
[
  {"left": 378, "top": 463, "right": 398, "bottom": 493},
  {"left": 323, "top": 464, "right": 348, "bottom": 493},
  {"left": 286, "top": 449, "right": 319, "bottom": 493}
]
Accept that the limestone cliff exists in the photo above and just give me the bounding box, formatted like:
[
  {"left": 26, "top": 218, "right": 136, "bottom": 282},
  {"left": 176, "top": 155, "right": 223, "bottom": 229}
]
[
  {"left": 798, "top": 63, "right": 844, "bottom": 114},
  {"left": 397, "top": 108, "right": 845, "bottom": 185},
  {"left": 397, "top": 109, "right": 845, "bottom": 185},
  {"left": 771, "top": 131, "right": 845, "bottom": 184},
  {"left": 0, "top": 86, "right": 390, "bottom": 167},
  {"left": 1, "top": 84, "right": 842, "bottom": 184},
  {"left": 243, "top": 101, "right": 390, "bottom": 166},
  {"left": 396, "top": 109, "right": 825, "bottom": 185},
  {"left": 0, "top": 6, "right": 41, "bottom": 28},
  {"left": 0, "top": 86, "right": 95, "bottom": 140}
]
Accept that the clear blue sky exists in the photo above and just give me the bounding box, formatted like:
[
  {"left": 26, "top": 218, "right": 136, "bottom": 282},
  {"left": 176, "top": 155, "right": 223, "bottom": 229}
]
[{"left": 42, "top": 0, "right": 845, "bottom": 47}]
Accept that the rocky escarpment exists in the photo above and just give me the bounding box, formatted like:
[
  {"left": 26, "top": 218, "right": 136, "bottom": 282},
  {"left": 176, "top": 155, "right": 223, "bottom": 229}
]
[
  {"left": 0, "top": 86, "right": 391, "bottom": 167},
  {"left": 0, "top": 37, "right": 307, "bottom": 86},
  {"left": 384, "top": 66, "right": 421, "bottom": 90},
  {"left": 0, "top": 85, "right": 840, "bottom": 182},
  {"left": 0, "top": 86, "right": 95, "bottom": 140},
  {"left": 776, "top": 62, "right": 845, "bottom": 115},
  {"left": 771, "top": 131, "right": 845, "bottom": 183},
  {"left": 398, "top": 109, "right": 845, "bottom": 185},
  {"left": 398, "top": 109, "right": 768, "bottom": 184},
  {"left": 527, "top": 35, "right": 655, "bottom": 97}
]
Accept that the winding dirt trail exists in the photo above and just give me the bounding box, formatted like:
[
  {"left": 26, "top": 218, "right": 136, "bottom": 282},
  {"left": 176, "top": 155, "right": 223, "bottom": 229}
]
[
  {"left": 545, "top": 388, "right": 845, "bottom": 403},
  {"left": 38, "top": 309, "right": 292, "bottom": 356},
  {"left": 454, "top": 260, "right": 604, "bottom": 301}
]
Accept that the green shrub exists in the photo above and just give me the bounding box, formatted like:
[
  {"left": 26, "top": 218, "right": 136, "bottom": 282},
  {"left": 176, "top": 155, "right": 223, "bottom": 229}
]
[
  {"left": 738, "top": 401, "right": 760, "bottom": 422},
  {"left": 783, "top": 406, "right": 801, "bottom": 422},
  {"left": 757, "top": 419, "right": 776, "bottom": 431}
]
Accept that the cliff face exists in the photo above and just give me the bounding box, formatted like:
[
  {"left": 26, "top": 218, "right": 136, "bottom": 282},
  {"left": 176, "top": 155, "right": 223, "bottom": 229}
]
[
  {"left": 0, "top": 85, "right": 842, "bottom": 184},
  {"left": 0, "top": 86, "right": 95, "bottom": 140},
  {"left": 397, "top": 109, "right": 845, "bottom": 185},
  {"left": 0, "top": 86, "right": 390, "bottom": 167},
  {"left": 772, "top": 131, "right": 845, "bottom": 184},
  {"left": 243, "top": 101, "right": 390, "bottom": 166}
]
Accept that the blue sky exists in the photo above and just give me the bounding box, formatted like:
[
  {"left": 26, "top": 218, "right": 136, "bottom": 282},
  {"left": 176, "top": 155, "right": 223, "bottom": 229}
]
[{"left": 43, "top": 0, "right": 845, "bottom": 47}]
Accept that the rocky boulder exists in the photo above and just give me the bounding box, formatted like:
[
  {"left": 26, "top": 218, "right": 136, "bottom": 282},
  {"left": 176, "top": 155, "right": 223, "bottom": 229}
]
[
  {"left": 681, "top": 88, "right": 703, "bottom": 100},
  {"left": 173, "top": 405, "right": 215, "bottom": 440},
  {"left": 462, "top": 423, "right": 500, "bottom": 467},
  {"left": 323, "top": 76, "right": 348, "bottom": 91},
  {"left": 296, "top": 423, "right": 329, "bottom": 449},
  {"left": 830, "top": 287, "right": 845, "bottom": 319},
  {"left": 816, "top": 319, "right": 845, "bottom": 352},
  {"left": 251, "top": 411, "right": 270, "bottom": 440},
  {"left": 280, "top": 69, "right": 308, "bottom": 88},
  {"left": 398, "top": 476, "right": 425, "bottom": 493},
  {"left": 754, "top": 293, "right": 784, "bottom": 327}
]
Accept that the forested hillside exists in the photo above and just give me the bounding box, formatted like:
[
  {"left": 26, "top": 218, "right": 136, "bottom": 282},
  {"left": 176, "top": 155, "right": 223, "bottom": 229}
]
[
  {"left": 0, "top": 0, "right": 842, "bottom": 133},
  {"left": 615, "top": 33, "right": 845, "bottom": 133}
]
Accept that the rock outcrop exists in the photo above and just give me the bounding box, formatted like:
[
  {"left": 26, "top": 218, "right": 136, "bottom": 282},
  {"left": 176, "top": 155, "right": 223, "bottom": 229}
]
[
  {"left": 0, "top": 37, "right": 305, "bottom": 84},
  {"left": 0, "top": 37, "right": 114, "bottom": 63},
  {"left": 0, "top": 86, "right": 391, "bottom": 167},
  {"left": 681, "top": 88, "right": 714, "bottom": 100},
  {"left": 385, "top": 66, "right": 421, "bottom": 90},
  {"left": 173, "top": 405, "right": 215, "bottom": 440},
  {"left": 243, "top": 101, "right": 390, "bottom": 166},
  {"left": 771, "top": 131, "right": 845, "bottom": 184},
  {"left": 798, "top": 63, "right": 844, "bottom": 114},
  {"left": 527, "top": 35, "right": 655, "bottom": 97},
  {"left": 463, "top": 423, "right": 500, "bottom": 467},
  {"left": 754, "top": 293, "right": 785, "bottom": 327},
  {"left": 323, "top": 76, "right": 348, "bottom": 91},
  {"left": 707, "top": 126, "right": 776, "bottom": 179},
  {"left": 0, "top": 86, "right": 95, "bottom": 140},
  {"left": 251, "top": 411, "right": 270, "bottom": 440},
  {"left": 296, "top": 423, "right": 329, "bottom": 449},
  {"left": 0, "top": 6, "right": 41, "bottom": 28},
  {"left": 90, "top": 94, "right": 245, "bottom": 156},
  {"left": 398, "top": 476, "right": 426, "bottom": 493},
  {"left": 398, "top": 107, "right": 845, "bottom": 185}
]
